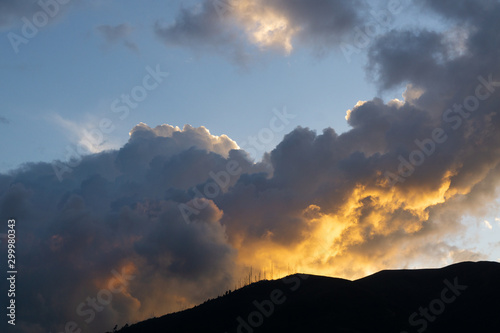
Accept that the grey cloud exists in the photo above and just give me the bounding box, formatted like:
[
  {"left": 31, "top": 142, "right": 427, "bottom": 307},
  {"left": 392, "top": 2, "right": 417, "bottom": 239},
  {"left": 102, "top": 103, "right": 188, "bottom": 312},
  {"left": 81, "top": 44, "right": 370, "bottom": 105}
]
[
  {"left": 367, "top": 30, "right": 447, "bottom": 91},
  {"left": 96, "top": 23, "right": 138, "bottom": 52},
  {"left": 154, "top": 1, "right": 251, "bottom": 65},
  {"left": 422, "top": 0, "right": 499, "bottom": 22},
  {"left": 368, "top": 0, "right": 500, "bottom": 92},
  {"left": 97, "top": 24, "right": 132, "bottom": 43},
  {"left": 215, "top": 0, "right": 500, "bottom": 277}
]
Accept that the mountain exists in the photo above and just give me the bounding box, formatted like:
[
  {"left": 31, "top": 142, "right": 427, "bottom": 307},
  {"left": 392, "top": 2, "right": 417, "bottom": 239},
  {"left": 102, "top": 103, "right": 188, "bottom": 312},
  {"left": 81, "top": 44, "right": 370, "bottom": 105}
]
[{"left": 113, "top": 261, "right": 500, "bottom": 333}]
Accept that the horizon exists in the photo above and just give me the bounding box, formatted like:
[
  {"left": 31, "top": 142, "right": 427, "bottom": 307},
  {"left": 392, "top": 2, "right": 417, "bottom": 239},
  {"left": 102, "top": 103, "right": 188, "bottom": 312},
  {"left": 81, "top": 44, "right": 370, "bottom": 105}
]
[{"left": 112, "top": 260, "right": 500, "bottom": 333}]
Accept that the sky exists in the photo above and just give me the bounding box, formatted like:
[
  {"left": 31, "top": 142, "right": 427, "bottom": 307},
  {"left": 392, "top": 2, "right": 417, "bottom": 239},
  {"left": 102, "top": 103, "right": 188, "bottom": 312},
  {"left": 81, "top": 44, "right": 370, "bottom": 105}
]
[{"left": 1, "top": 0, "right": 500, "bottom": 332}]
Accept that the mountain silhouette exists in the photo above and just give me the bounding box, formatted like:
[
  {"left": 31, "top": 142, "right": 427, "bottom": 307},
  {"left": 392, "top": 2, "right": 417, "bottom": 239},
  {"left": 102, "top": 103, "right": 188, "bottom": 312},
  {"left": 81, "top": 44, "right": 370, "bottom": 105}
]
[{"left": 113, "top": 261, "right": 500, "bottom": 332}]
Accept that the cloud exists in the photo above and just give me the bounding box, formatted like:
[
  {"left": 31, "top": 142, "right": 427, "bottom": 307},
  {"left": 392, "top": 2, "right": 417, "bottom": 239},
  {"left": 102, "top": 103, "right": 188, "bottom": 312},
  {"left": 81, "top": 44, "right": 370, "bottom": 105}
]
[
  {"left": 50, "top": 113, "right": 120, "bottom": 153},
  {"left": 0, "top": 0, "right": 76, "bottom": 29},
  {"left": 0, "top": 116, "right": 9, "bottom": 124},
  {"left": 154, "top": 0, "right": 365, "bottom": 63},
  {"left": 96, "top": 23, "right": 138, "bottom": 52},
  {"left": 97, "top": 24, "right": 131, "bottom": 43},
  {"left": 485, "top": 220, "right": 493, "bottom": 229},
  {"left": 129, "top": 123, "right": 239, "bottom": 156},
  {"left": 422, "top": 0, "right": 499, "bottom": 23},
  {"left": 367, "top": 29, "right": 447, "bottom": 91}
]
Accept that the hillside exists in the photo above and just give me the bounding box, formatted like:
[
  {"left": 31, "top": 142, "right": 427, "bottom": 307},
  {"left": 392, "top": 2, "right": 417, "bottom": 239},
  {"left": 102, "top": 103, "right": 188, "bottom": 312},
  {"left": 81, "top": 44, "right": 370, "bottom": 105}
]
[{"left": 113, "top": 261, "right": 500, "bottom": 332}]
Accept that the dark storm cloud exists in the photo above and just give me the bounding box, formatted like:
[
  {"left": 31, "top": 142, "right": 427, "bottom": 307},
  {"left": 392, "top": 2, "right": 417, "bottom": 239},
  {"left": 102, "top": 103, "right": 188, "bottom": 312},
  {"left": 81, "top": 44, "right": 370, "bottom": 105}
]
[
  {"left": 154, "top": 0, "right": 250, "bottom": 64},
  {"left": 0, "top": 124, "right": 255, "bottom": 332}
]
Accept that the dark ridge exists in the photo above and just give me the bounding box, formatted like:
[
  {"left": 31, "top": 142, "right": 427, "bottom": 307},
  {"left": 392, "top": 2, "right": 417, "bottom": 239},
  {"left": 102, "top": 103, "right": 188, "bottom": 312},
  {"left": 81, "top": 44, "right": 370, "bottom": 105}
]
[{"left": 112, "top": 261, "right": 500, "bottom": 333}]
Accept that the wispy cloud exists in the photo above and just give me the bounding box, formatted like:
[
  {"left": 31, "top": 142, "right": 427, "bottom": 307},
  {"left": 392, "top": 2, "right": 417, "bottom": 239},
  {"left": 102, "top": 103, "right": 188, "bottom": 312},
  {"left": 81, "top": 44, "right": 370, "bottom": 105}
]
[
  {"left": 0, "top": 0, "right": 75, "bottom": 29},
  {"left": 484, "top": 220, "right": 493, "bottom": 230},
  {"left": 96, "top": 23, "right": 138, "bottom": 52},
  {"left": 50, "top": 113, "right": 121, "bottom": 154}
]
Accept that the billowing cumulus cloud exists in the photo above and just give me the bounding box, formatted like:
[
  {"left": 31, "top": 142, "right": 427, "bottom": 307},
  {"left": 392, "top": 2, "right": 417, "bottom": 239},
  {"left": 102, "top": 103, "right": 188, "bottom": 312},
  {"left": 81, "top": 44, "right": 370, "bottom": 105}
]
[
  {"left": 97, "top": 24, "right": 132, "bottom": 43},
  {"left": 154, "top": 0, "right": 365, "bottom": 63},
  {"left": 2, "top": 1, "right": 500, "bottom": 332}
]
